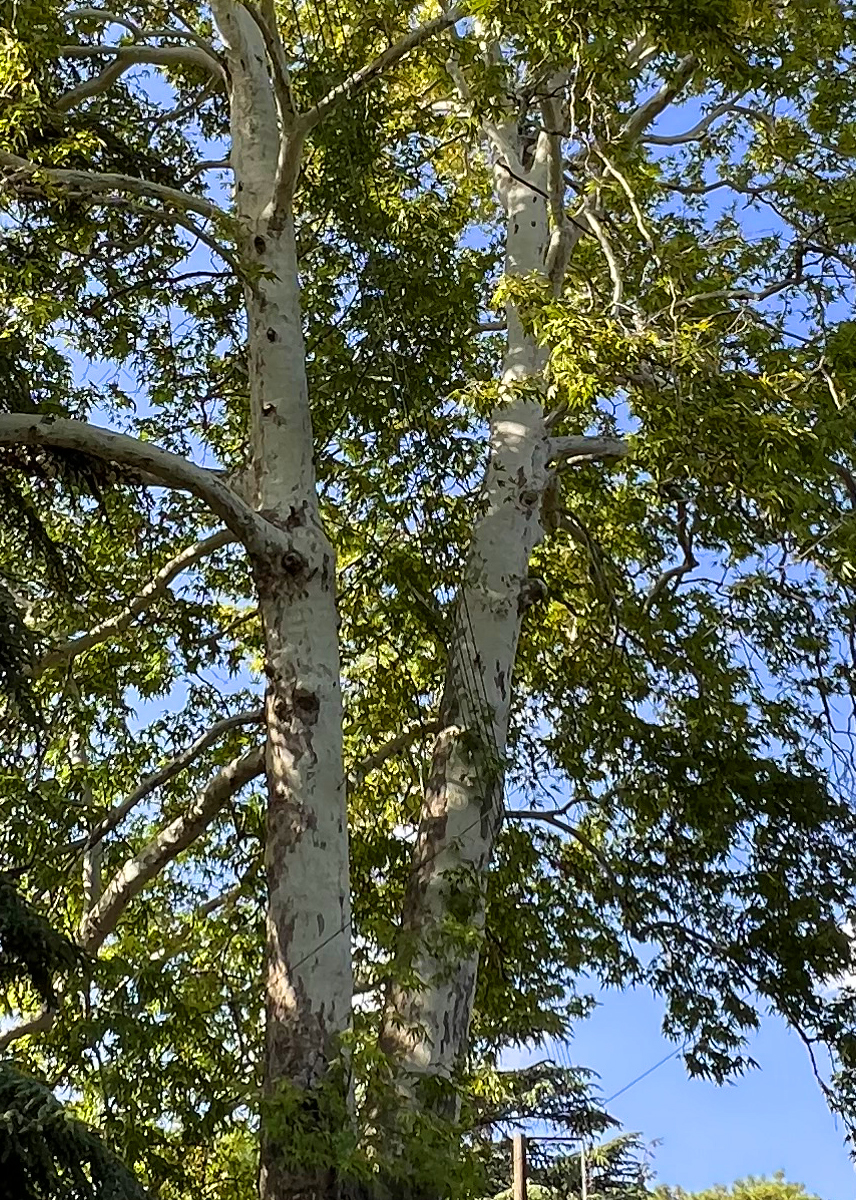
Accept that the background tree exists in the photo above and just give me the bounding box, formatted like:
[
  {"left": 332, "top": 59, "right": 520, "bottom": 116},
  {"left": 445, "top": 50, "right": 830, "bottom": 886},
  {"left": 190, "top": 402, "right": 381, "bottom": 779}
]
[
  {"left": 656, "top": 1175, "right": 825, "bottom": 1200},
  {"left": 3, "top": 1, "right": 856, "bottom": 1198}
]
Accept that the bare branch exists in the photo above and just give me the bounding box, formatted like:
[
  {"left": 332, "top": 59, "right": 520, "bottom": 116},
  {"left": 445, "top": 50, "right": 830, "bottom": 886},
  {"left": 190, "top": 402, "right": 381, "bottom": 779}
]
[
  {"left": 621, "top": 55, "right": 697, "bottom": 143},
  {"left": 0, "top": 415, "right": 268, "bottom": 551},
  {"left": 548, "top": 435, "right": 629, "bottom": 466},
  {"left": 37, "top": 529, "right": 235, "bottom": 673},
  {"left": 349, "top": 718, "right": 442, "bottom": 789},
  {"left": 504, "top": 808, "right": 619, "bottom": 886},
  {"left": 66, "top": 8, "right": 141, "bottom": 31},
  {"left": 0, "top": 149, "right": 226, "bottom": 223},
  {"left": 298, "top": 8, "right": 463, "bottom": 133},
  {"left": 678, "top": 276, "right": 801, "bottom": 309},
  {"left": 644, "top": 101, "right": 776, "bottom": 147},
  {"left": 80, "top": 744, "right": 266, "bottom": 952},
  {"left": 57, "top": 41, "right": 225, "bottom": 82},
  {"left": 585, "top": 209, "right": 625, "bottom": 316},
  {"left": 69, "top": 709, "right": 265, "bottom": 856}
]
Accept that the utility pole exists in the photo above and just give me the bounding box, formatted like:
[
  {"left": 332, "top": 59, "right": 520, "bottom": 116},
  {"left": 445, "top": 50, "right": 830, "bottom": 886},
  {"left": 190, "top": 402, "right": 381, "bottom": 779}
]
[
  {"left": 581, "top": 1142, "right": 588, "bottom": 1200},
  {"left": 512, "top": 1132, "right": 527, "bottom": 1200}
]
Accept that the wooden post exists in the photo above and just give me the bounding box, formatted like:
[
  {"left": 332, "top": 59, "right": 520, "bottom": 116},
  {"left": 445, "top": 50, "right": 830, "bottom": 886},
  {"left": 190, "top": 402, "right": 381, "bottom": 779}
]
[{"left": 513, "top": 1132, "right": 527, "bottom": 1200}]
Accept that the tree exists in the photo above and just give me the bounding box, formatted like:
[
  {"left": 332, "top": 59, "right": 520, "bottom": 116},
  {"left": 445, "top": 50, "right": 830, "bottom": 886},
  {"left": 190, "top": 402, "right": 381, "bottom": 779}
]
[
  {"left": 656, "top": 1175, "right": 825, "bottom": 1200},
  {"left": 4, "top": 0, "right": 856, "bottom": 1197}
]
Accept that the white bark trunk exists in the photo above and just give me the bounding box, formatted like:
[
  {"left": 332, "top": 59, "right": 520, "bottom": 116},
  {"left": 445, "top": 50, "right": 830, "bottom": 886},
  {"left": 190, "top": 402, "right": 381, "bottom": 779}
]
[
  {"left": 213, "top": 5, "right": 353, "bottom": 1195},
  {"left": 381, "top": 139, "right": 553, "bottom": 1090}
]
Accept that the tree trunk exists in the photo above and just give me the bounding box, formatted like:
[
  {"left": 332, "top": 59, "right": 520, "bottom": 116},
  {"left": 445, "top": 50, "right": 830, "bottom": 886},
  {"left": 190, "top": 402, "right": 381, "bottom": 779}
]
[
  {"left": 381, "top": 137, "right": 552, "bottom": 1096},
  {"left": 213, "top": 6, "right": 353, "bottom": 1197}
]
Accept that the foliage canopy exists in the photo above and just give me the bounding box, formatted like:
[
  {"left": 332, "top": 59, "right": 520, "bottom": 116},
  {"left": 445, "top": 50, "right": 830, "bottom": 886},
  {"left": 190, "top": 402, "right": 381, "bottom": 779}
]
[{"left": 2, "top": 0, "right": 856, "bottom": 1195}]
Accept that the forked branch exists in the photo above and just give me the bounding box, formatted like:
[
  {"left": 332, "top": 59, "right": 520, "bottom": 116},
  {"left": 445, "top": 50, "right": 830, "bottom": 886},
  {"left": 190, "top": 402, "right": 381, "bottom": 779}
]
[
  {"left": 37, "top": 529, "right": 237, "bottom": 673},
  {"left": 79, "top": 744, "right": 266, "bottom": 952}
]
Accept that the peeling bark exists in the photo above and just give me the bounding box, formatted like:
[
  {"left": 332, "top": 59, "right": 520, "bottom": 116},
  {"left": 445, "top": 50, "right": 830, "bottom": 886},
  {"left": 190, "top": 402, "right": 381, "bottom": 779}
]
[
  {"left": 381, "top": 135, "right": 553, "bottom": 1095},
  {"left": 213, "top": 5, "right": 353, "bottom": 1196}
]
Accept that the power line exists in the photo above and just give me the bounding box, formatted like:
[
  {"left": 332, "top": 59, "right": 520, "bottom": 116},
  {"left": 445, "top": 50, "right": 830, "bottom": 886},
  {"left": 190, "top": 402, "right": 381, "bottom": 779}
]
[{"left": 530, "top": 1041, "right": 689, "bottom": 1143}]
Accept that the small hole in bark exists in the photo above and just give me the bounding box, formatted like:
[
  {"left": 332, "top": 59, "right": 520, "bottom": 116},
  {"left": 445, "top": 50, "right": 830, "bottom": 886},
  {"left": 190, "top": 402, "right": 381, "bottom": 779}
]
[
  {"left": 531, "top": 219, "right": 537, "bottom": 226},
  {"left": 281, "top": 551, "right": 305, "bottom": 575},
  {"left": 513, "top": 222, "right": 519, "bottom": 233},
  {"left": 266, "top": 327, "right": 277, "bottom": 342},
  {"left": 254, "top": 235, "right": 266, "bottom": 254},
  {"left": 294, "top": 688, "right": 320, "bottom": 722},
  {"left": 240, "top": 58, "right": 246, "bottom": 69}
]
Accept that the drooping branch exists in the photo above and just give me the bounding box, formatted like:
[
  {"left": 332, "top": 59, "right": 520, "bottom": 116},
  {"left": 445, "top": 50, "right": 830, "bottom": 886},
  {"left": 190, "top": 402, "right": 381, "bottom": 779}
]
[
  {"left": 36, "top": 529, "right": 236, "bottom": 673},
  {"left": 0, "top": 416, "right": 269, "bottom": 552},
  {"left": 0, "top": 150, "right": 226, "bottom": 223},
  {"left": 67, "top": 708, "right": 264, "bottom": 856},
  {"left": 642, "top": 501, "right": 698, "bottom": 613},
  {"left": 79, "top": 745, "right": 266, "bottom": 952},
  {"left": 504, "top": 807, "right": 619, "bottom": 886}
]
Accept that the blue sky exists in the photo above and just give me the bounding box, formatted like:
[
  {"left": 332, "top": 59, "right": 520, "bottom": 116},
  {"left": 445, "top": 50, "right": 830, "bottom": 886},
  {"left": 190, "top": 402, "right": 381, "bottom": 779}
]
[{"left": 553, "top": 990, "right": 856, "bottom": 1196}]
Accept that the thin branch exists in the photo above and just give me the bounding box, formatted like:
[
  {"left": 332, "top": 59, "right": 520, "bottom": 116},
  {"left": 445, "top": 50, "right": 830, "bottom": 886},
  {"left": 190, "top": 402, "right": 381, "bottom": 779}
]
[
  {"left": 594, "top": 146, "right": 654, "bottom": 249},
  {"left": 0, "top": 149, "right": 226, "bottom": 223},
  {"left": 349, "top": 718, "right": 442, "bottom": 789},
  {"left": 504, "top": 808, "right": 620, "bottom": 887},
  {"left": 621, "top": 55, "right": 697, "bottom": 143},
  {"left": 38, "top": 529, "right": 236, "bottom": 672},
  {"left": 548, "top": 435, "right": 629, "bottom": 466},
  {"left": 179, "top": 160, "right": 232, "bottom": 186},
  {"left": 0, "top": 415, "right": 267, "bottom": 552},
  {"left": 298, "top": 7, "right": 463, "bottom": 133},
  {"left": 79, "top": 744, "right": 266, "bottom": 952},
  {"left": 66, "top": 8, "right": 142, "bottom": 34},
  {"left": 67, "top": 708, "right": 265, "bottom": 856},
  {"left": 678, "top": 276, "right": 801, "bottom": 309},
  {"left": 642, "top": 501, "right": 698, "bottom": 614},
  {"left": 585, "top": 209, "right": 624, "bottom": 315}
]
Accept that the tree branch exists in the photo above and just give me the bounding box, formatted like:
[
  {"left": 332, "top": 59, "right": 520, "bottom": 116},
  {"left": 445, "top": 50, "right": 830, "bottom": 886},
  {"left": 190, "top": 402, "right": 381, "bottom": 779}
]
[
  {"left": 0, "top": 1004, "right": 56, "bottom": 1052},
  {"left": 67, "top": 709, "right": 265, "bottom": 856},
  {"left": 349, "top": 718, "right": 442, "bottom": 789},
  {"left": 241, "top": 0, "right": 297, "bottom": 126},
  {"left": 297, "top": 7, "right": 463, "bottom": 133},
  {"left": 0, "top": 415, "right": 268, "bottom": 551},
  {"left": 642, "top": 501, "right": 698, "bottom": 613},
  {"left": 548, "top": 435, "right": 629, "bottom": 466},
  {"left": 57, "top": 41, "right": 225, "bottom": 84},
  {"left": 79, "top": 744, "right": 266, "bottom": 952},
  {"left": 504, "top": 808, "right": 620, "bottom": 887},
  {"left": 37, "top": 529, "right": 236, "bottom": 673},
  {"left": 0, "top": 149, "right": 226, "bottom": 223},
  {"left": 620, "top": 55, "right": 697, "bottom": 143},
  {"left": 643, "top": 101, "right": 776, "bottom": 145}
]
